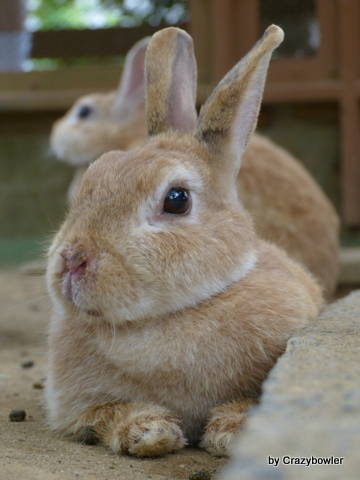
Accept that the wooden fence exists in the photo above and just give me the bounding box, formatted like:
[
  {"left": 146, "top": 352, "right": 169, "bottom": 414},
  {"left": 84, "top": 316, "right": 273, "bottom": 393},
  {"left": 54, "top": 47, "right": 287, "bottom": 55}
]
[
  {"left": 1, "top": 0, "right": 360, "bottom": 225},
  {"left": 0, "top": 24, "right": 177, "bottom": 110},
  {"left": 189, "top": 0, "right": 360, "bottom": 226}
]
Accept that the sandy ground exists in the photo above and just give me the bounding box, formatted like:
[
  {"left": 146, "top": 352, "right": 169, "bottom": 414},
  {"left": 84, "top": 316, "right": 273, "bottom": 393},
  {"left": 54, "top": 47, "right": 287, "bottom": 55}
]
[{"left": 0, "top": 268, "right": 227, "bottom": 480}]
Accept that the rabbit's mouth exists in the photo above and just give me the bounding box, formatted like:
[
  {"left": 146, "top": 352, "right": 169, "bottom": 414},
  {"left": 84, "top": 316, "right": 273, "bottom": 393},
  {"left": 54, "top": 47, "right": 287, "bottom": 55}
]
[
  {"left": 55, "top": 246, "right": 103, "bottom": 316},
  {"left": 60, "top": 271, "right": 103, "bottom": 318},
  {"left": 50, "top": 137, "right": 97, "bottom": 166}
]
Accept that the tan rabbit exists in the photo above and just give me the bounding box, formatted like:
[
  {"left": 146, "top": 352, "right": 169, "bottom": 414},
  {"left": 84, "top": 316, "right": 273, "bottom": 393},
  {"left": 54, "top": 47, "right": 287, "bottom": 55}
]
[
  {"left": 239, "top": 136, "right": 339, "bottom": 298},
  {"left": 45, "top": 26, "right": 323, "bottom": 457},
  {"left": 50, "top": 36, "right": 150, "bottom": 201},
  {"left": 49, "top": 37, "right": 339, "bottom": 298}
]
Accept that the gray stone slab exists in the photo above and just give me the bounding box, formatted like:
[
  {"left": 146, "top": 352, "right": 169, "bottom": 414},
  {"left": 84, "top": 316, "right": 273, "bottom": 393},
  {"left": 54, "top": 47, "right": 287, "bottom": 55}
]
[{"left": 219, "top": 291, "right": 360, "bottom": 480}]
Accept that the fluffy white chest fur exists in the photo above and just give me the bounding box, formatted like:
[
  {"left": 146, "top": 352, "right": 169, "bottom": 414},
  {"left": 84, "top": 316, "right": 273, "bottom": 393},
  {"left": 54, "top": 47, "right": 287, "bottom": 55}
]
[{"left": 47, "top": 297, "right": 257, "bottom": 444}]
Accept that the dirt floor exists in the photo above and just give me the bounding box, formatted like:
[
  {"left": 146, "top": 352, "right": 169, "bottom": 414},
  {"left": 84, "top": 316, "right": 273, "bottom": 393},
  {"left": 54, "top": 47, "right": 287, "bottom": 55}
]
[{"left": 0, "top": 267, "right": 227, "bottom": 480}]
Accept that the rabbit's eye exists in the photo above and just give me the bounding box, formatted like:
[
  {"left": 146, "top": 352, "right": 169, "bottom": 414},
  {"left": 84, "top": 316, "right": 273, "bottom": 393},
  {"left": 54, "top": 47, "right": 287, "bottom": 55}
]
[
  {"left": 163, "top": 187, "right": 189, "bottom": 215},
  {"left": 78, "top": 105, "right": 92, "bottom": 119}
]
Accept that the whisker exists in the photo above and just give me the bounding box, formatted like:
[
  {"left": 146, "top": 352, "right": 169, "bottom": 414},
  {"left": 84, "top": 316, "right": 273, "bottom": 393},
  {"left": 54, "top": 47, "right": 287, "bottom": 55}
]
[
  {"left": 36, "top": 194, "right": 57, "bottom": 231},
  {"left": 3, "top": 294, "right": 51, "bottom": 313}
]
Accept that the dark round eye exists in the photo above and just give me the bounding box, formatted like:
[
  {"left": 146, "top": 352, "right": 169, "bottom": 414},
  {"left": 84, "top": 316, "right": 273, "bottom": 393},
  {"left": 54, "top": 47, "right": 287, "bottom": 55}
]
[
  {"left": 78, "top": 105, "right": 92, "bottom": 119},
  {"left": 163, "top": 187, "right": 190, "bottom": 215}
]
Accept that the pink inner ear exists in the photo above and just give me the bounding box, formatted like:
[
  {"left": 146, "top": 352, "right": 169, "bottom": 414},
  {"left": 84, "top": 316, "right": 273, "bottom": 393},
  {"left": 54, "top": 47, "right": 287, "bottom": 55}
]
[
  {"left": 126, "top": 53, "right": 146, "bottom": 97},
  {"left": 165, "top": 37, "right": 198, "bottom": 133},
  {"left": 116, "top": 42, "right": 148, "bottom": 105}
]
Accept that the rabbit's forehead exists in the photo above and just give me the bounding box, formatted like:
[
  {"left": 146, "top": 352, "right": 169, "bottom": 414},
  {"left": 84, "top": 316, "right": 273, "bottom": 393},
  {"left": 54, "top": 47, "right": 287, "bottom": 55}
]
[
  {"left": 74, "top": 93, "right": 105, "bottom": 107},
  {"left": 68, "top": 93, "right": 112, "bottom": 119},
  {"left": 91, "top": 148, "right": 204, "bottom": 193},
  {"left": 71, "top": 95, "right": 96, "bottom": 112}
]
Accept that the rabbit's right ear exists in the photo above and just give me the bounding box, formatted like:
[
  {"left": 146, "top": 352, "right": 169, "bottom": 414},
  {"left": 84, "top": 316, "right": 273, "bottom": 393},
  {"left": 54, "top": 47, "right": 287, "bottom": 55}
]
[
  {"left": 145, "top": 27, "right": 198, "bottom": 136},
  {"left": 112, "top": 36, "right": 151, "bottom": 118}
]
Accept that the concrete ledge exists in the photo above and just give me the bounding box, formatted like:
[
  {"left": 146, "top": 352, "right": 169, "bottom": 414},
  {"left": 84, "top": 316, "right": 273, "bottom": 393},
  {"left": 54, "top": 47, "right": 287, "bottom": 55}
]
[{"left": 220, "top": 291, "right": 360, "bottom": 480}]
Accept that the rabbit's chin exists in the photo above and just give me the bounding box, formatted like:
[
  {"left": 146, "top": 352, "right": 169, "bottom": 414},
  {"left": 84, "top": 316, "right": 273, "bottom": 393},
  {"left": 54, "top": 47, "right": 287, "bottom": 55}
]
[
  {"left": 51, "top": 140, "right": 99, "bottom": 167},
  {"left": 59, "top": 153, "right": 95, "bottom": 167}
]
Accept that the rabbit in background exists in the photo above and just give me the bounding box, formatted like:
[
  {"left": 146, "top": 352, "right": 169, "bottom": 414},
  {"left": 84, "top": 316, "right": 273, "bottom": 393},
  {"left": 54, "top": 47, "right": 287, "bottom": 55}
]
[
  {"left": 45, "top": 26, "right": 323, "bottom": 458},
  {"left": 50, "top": 35, "right": 339, "bottom": 298},
  {"left": 238, "top": 134, "right": 339, "bottom": 298},
  {"left": 50, "top": 36, "right": 150, "bottom": 201}
]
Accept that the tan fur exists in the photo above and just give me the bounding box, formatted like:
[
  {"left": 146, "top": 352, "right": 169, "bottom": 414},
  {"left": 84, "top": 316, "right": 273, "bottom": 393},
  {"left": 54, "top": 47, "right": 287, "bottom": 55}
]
[
  {"left": 146, "top": 27, "right": 198, "bottom": 135},
  {"left": 49, "top": 38, "right": 339, "bottom": 298},
  {"left": 74, "top": 401, "right": 185, "bottom": 456},
  {"left": 50, "top": 37, "right": 150, "bottom": 201},
  {"left": 240, "top": 135, "right": 339, "bottom": 296},
  {"left": 50, "top": 92, "right": 146, "bottom": 164},
  {"left": 201, "top": 399, "right": 258, "bottom": 456},
  {"left": 45, "top": 26, "right": 323, "bottom": 457}
]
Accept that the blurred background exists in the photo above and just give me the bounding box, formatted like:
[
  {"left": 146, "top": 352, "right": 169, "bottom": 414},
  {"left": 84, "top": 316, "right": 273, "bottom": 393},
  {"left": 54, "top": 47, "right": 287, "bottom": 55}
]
[{"left": 0, "top": 0, "right": 358, "bottom": 269}]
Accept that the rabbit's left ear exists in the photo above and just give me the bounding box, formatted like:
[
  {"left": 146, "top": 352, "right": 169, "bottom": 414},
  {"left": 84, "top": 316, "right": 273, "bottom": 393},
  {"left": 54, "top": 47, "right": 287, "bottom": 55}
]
[
  {"left": 195, "top": 25, "right": 284, "bottom": 177},
  {"left": 145, "top": 27, "right": 198, "bottom": 136},
  {"left": 112, "top": 36, "right": 151, "bottom": 118}
]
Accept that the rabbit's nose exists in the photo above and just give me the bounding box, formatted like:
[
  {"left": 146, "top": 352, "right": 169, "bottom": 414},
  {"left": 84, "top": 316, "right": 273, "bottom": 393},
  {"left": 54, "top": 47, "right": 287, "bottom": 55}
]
[{"left": 61, "top": 248, "right": 88, "bottom": 277}]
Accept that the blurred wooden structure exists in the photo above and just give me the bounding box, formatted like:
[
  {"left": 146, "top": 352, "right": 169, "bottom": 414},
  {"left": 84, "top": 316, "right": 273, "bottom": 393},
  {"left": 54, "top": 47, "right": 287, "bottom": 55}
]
[
  {"left": 190, "top": 0, "right": 360, "bottom": 226},
  {"left": 0, "top": 24, "right": 168, "bottom": 110},
  {"left": 0, "top": 0, "right": 25, "bottom": 33},
  {"left": 0, "top": 0, "right": 360, "bottom": 225}
]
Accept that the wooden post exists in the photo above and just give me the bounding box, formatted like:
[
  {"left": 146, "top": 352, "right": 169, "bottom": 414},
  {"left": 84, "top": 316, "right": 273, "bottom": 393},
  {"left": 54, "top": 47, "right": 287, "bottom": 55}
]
[
  {"left": 188, "top": 0, "right": 214, "bottom": 85},
  {"left": 339, "top": 0, "right": 360, "bottom": 225},
  {"left": 234, "top": 0, "right": 260, "bottom": 60},
  {"left": 316, "top": 0, "right": 337, "bottom": 78},
  {"left": 0, "top": 0, "right": 25, "bottom": 32},
  {"left": 211, "top": 0, "right": 234, "bottom": 82},
  {"left": 0, "top": 0, "right": 29, "bottom": 72}
]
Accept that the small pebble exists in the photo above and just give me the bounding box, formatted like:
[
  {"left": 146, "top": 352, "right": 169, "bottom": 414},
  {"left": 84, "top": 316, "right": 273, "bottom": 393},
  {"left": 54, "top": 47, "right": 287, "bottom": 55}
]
[
  {"left": 33, "top": 381, "right": 44, "bottom": 390},
  {"left": 21, "top": 360, "right": 34, "bottom": 369},
  {"left": 78, "top": 425, "right": 99, "bottom": 445},
  {"left": 9, "top": 409, "right": 26, "bottom": 422},
  {"left": 189, "top": 472, "right": 211, "bottom": 480}
]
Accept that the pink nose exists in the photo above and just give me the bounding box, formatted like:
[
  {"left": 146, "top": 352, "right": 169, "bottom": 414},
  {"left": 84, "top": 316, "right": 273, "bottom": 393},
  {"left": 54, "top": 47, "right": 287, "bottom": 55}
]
[{"left": 61, "top": 249, "right": 88, "bottom": 277}]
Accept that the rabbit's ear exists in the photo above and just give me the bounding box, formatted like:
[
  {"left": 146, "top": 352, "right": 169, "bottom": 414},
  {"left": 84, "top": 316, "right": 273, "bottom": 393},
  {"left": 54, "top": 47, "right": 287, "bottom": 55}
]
[
  {"left": 145, "top": 27, "right": 198, "bottom": 136},
  {"left": 112, "top": 36, "right": 151, "bottom": 118},
  {"left": 195, "top": 25, "right": 284, "bottom": 177}
]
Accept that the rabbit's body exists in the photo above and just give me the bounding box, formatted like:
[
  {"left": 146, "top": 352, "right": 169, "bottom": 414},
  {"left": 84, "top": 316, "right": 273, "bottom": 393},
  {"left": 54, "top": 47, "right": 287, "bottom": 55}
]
[
  {"left": 46, "top": 26, "right": 323, "bottom": 457},
  {"left": 47, "top": 224, "right": 321, "bottom": 446},
  {"left": 239, "top": 135, "right": 339, "bottom": 295}
]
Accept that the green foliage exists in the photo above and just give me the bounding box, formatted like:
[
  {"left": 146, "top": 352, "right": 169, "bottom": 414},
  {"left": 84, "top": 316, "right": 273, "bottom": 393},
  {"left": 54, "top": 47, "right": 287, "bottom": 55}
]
[{"left": 26, "top": 0, "right": 189, "bottom": 30}]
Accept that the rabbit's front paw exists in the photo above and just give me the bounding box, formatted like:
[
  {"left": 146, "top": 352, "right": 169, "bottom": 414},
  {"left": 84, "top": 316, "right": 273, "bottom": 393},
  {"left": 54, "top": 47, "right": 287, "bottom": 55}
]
[
  {"left": 75, "top": 400, "right": 185, "bottom": 457},
  {"left": 201, "top": 399, "right": 257, "bottom": 456},
  {"left": 111, "top": 409, "right": 186, "bottom": 457}
]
